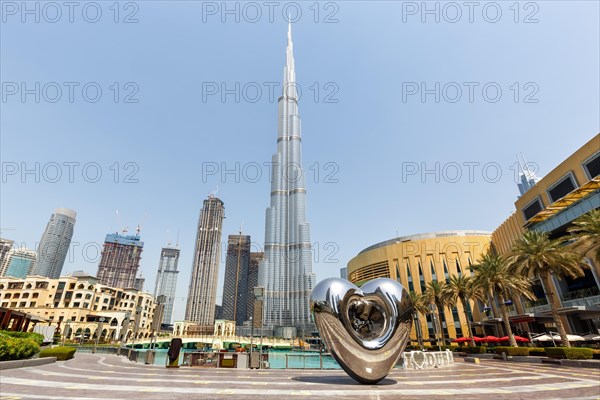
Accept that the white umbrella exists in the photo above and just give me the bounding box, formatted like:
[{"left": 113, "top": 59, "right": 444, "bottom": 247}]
[
  {"left": 583, "top": 333, "right": 600, "bottom": 341},
  {"left": 533, "top": 334, "right": 553, "bottom": 342},
  {"left": 533, "top": 334, "right": 585, "bottom": 342},
  {"left": 551, "top": 334, "right": 585, "bottom": 342}
]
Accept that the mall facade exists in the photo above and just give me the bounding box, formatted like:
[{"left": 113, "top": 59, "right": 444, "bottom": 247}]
[{"left": 347, "top": 134, "right": 600, "bottom": 342}]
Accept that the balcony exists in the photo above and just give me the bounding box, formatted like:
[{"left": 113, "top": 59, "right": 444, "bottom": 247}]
[
  {"left": 562, "top": 295, "right": 600, "bottom": 309},
  {"left": 524, "top": 298, "right": 549, "bottom": 313},
  {"left": 560, "top": 286, "right": 599, "bottom": 302}
]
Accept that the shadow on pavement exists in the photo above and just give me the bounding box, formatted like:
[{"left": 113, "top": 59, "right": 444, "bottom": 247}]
[{"left": 291, "top": 376, "right": 397, "bottom": 386}]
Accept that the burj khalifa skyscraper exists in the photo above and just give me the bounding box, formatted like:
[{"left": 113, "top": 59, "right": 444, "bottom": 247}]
[{"left": 258, "top": 23, "right": 316, "bottom": 336}]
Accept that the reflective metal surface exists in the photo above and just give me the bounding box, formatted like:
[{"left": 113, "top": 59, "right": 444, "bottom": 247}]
[{"left": 310, "top": 278, "right": 413, "bottom": 384}]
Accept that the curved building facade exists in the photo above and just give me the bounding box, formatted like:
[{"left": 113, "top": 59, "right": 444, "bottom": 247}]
[
  {"left": 33, "top": 208, "right": 76, "bottom": 279},
  {"left": 347, "top": 230, "right": 492, "bottom": 342}
]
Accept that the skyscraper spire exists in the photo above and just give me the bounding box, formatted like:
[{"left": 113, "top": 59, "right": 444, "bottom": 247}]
[
  {"left": 259, "top": 25, "right": 316, "bottom": 336},
  {"left": 284, "top": 20, "right": 296, "bottom": 95}
]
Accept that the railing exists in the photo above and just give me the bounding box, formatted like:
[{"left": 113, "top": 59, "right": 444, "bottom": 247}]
[
  {"left": 562, "top": 295, "right": 600, "bottom": 309},
  {"left": 560, "top": 287, "right": 600, "bottom": 302},
  {"left": 525, "top": 298, "right": 549, "bottom": 308}
]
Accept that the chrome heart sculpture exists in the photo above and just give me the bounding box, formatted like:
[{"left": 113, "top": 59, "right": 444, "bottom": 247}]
[{"left": 310, "top": 277, "right": 413, "bottom": 384}]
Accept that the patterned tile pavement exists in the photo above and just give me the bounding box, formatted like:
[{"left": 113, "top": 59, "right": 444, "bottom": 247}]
[{"left": 1, "top": 353, "right": 599, "bottom": 399}]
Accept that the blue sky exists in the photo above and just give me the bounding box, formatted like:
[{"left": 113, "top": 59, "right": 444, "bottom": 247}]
[{"left": 1, "top": 1, "right": 599, "bottom": 322}]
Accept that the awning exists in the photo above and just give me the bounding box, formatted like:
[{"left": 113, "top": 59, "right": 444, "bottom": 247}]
[{"left": 525, "top": 177, "right": 600, "bottom": 224}]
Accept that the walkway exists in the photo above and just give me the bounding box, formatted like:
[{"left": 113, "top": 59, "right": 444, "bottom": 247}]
[{"left": 1, "top": 353, "right": 599, "bottom": 399}]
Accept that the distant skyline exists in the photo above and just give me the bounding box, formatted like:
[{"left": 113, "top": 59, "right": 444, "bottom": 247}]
[{"left": 2, "top": 2, "right": 598, "bottom": 322}]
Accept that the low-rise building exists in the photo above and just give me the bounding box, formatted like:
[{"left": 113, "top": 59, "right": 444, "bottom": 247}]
[{"left": 0, "top": 272, "right": 157, "bottom": 342}]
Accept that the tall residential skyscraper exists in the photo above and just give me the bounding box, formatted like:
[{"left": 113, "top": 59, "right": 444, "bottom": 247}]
[
  {"left": 96, "top": 232, "right": 144, "bottom": 288},
  {"left": 516, "top": 154, "right": 541, "bottom": 196},
  {"left": 222, "top": 234, "right": 251, "bottom": 326},
  {"left": 185, "top": 196, "right": 225, "bottom": 326},
  {"left": 32, "top": 208, "right": 76, "bottom": 278},
  {"left": 258, "top": 24, "right": 316, "bottom": 334},
  {"left": 1, "top": 248, "right": 36, "bottom": 278},
  {"left": 153, "top": 245, "right": 180, "bottom": 325},
  {"left": 246, "top": 251, "right": 263, "bottom": 324}
]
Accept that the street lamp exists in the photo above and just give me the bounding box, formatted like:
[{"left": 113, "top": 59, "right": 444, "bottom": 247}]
[
  {"left": 129, "top": 306, "right": 143, "bottom": 358},
  {"left": 413, "top": 311, "right": 424, "bottom": 351},
  {"left": 253, "top": 286, "right": 264, "bottom": 368},
  {"left": 429, "top": 303, "right": 442, "bottom": 351},
  {"left": 250, "top": 317, "right": 254, "bottom": 357},
  {"left": 93, "top": 317, "right": 105, "bottom": 354},
  {"left": 62, "top": 319, "right": 71, "bottom": 346}
]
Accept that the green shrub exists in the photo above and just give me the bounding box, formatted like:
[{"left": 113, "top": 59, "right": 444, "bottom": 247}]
[
  {"left": 465, "top": 346, "right": 487, "bottom": 354},
  {"left": 439, "top": 345, "right": 459, "bottom": 352},
  {"left": 0, "top": 332, "right": 40, "bottom": 361},
  {"left": 528, "top": 347, "right": 547, "bottom": 356},
  {"left": 38, "top": 346, "right": 77, "bottom": 361},
  {"left": 495, "top": 346, "right": 529, "bottom": 356},
  {"left": 592, "top": 350, "right": 600, "bottom": 360},
  {"left": 545, "top": 347, "right": 593, "bottom": 360},
  {"left": 0, "top": 330, "right": 44, "bottom": 345}
]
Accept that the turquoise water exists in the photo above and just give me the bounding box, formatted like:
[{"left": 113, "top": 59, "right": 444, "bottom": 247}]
[
  {"left": 134, "top": 349, "right": 341, "bottom": 369},
  {"left": 267, "top": 351, "right": 341, "bottom": 369}
]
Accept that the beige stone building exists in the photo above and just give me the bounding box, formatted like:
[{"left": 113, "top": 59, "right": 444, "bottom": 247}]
[{"left": 0, "top": 272, "right": 157, "bottom": 342}]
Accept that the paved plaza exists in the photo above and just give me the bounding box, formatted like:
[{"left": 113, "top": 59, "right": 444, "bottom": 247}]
[{"left": 1, "top": 353, "right": 599, "bottom": 400}]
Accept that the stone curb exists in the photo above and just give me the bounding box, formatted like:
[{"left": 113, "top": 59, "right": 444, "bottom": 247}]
[{"left": 0, "top": 357, "right": 57, "bottom": 370}]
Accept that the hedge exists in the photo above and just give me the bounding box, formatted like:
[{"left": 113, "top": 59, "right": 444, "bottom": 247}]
[
  {"left": 38, "top": 346, "right": 77, "bottom": 361},
  {"left": 464, "top": 346, "right": 487, "bottom": 354},
  {"left": 0, "top": 330, "right": 44, "bottom": 346},
  {"left": 528, "top": 347, "right": 547, "bottom": 356},
  {"left": 0, "top": 332, "right": 40, "bottom": 361},
  {"left": 545, "top": 347, "right": 593, "bottom": 360},
  {"left": 592, "top": 350, "right": 600, "bottom": 360},
  {"left": 495, "top": 346, "right": 529, "bottom": 356}
]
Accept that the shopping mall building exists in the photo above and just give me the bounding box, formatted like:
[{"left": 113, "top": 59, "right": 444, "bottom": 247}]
[{"left": 347, "top": 134, "right": 600, "bottom": 342}]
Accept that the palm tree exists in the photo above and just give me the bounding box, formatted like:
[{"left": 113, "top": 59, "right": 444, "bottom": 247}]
[
  {"left": 424, "top": 281, "right": 448, "bottom": 348},
  {"left": 409, "top": 291, "right": 429, "bottom": 350},
  {"left": 472, "top": 251, "right": 535, "bottom": 347},
  {"left": 443, "top": 275, "right": 482, "bottom": 347},
  {"left": 508, "top": 230, "right": 585, "bottom": 347},
  {"left": 568, "top": 209, "right": 600, "bottom": 265}
]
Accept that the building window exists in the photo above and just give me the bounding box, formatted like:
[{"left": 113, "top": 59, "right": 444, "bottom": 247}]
[
  {"left": 582, "top": 151, "right": 600, "bottom": 180},
  {"left": 522, "top": 197, "right": 544, "bottom": 221},
  {"left": 547, "top": 172, "right": 578, "bottom": 203}
]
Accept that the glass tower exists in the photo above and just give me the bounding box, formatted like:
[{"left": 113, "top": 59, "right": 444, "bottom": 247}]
[
  {"left": 258, "top": 24, "right": 316, "bottom": 334},
  {"left": 153, "top": 245, "right": 180, "bottom": 325},
  {"left": 32, "top": 208, "right": 76, "bottom": 278}
]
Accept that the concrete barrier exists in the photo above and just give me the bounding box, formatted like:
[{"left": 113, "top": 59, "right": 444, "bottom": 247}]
[
  {"left": 464, "top": 357, "right": 480, "bottom": 364},
  {"left": 0, "top": 357, "right": 57, "bottom": 370}
]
